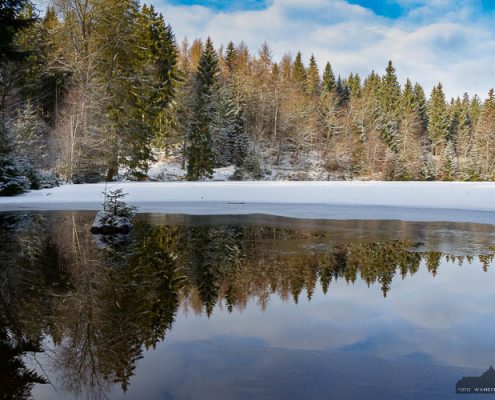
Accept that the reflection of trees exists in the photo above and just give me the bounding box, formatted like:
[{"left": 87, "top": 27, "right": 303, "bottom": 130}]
[
  {"left": 51, "top": 221, "right": 185, "bottom": 396},
  {"left": 0, "top": 320, "right": 47, "bottom": 400},
  {"left": 0, "top": 214, "right": 54, "bottom": 400},
  {"left": 1, "top": 213, "right": 494, "bottom": 398}
]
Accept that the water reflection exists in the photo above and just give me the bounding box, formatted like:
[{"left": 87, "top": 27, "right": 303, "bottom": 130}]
[{"left": 0, "top": 212, "right": 494, "bottom": 399}]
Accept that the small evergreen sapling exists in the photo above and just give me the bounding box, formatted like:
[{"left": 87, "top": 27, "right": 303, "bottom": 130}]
[{"left": 103, "top": 188, "right": 137, "bottom": 218}]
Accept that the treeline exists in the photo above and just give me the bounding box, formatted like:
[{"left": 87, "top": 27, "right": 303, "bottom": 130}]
[{"left": 1, "top": 1, "right": 495, "bottom": 195}]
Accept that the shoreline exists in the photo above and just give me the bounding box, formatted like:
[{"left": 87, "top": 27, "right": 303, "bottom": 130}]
[{"left": 1, "top": 181, "right": 494, "bottom": 224}]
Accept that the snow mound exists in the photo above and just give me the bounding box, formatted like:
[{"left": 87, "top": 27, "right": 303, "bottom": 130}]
[{"left": 90, "top": 211, "right": 132, "bottom": 234}]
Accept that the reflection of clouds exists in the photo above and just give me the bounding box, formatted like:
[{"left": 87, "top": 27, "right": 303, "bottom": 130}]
[
  {"left": 30, "top": 257, "right": 495, "bottom": 399},
  {"left": 165, "top": 257, "right": 495, "bottom": 371}
]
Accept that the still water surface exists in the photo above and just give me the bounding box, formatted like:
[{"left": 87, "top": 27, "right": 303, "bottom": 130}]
[{"left": 1, "top": 212, "right": 495, "bottom": 400}]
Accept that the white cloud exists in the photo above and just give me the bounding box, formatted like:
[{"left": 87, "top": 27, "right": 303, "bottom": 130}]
[{"left": 153, "top": 0, "right": 495, "bottom": 99}]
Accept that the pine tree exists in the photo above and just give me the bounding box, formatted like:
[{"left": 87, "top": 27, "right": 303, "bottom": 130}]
[
  {"left": 306, "top": 54, "right": 320, "bottom": 96},
  {"left": 187, "top": 37, "right": 218, "bottom": 180},
  {"left": 322, "top": 62, "right": 336, "bottom": 93},
  {"left": 427, "top": 83, "right": 449, "bottom": 155}
]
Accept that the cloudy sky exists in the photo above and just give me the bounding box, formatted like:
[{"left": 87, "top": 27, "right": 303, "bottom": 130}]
[
  {"left": 145, "top": 0, "right": 495, "bottom": 99},
  {"left": 33, "top": 0, "right": 494, "bottom": 98}
]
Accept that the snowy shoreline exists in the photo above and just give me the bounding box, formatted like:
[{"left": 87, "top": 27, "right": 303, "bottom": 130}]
[{"left": 1, "top": 181, "right": 495, "bottom": 224}]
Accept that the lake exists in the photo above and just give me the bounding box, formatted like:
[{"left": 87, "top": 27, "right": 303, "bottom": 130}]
[{"left": 1, "top": 211, "right": 495, "bottom": 400}]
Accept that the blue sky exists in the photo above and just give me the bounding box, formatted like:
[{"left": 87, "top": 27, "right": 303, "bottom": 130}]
[{"left": 167, "top": 0, "right": 495, "bottom": 16}]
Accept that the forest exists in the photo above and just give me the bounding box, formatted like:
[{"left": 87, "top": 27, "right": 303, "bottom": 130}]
[{"left": 1, "top": 0, "right": 495, "bottom": 196}]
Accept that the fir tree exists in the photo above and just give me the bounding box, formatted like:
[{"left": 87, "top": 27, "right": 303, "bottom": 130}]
[{"left": 187, "top": 37, "right": 218, "bottom": 180}]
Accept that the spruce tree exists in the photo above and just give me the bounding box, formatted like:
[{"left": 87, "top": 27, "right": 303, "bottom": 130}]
[
  {"left": 437, "top": 140, "right": 458, "bottom": 180},
  {"left": 348, "top": 73, "right": 361, "bottom": 98},
  {"left": 306, "top": 54, "right": 320, "bottom": 96},
  {"left": 455, "top": 93, "right": 474, "bottom": 158},
  {"left": 378, "top": 61, "right": 401, "bottom": 154},
  {"left": 187, "top": 37, "right": 218, "bottom": 180},
  {"left": 292, "top": 51, "right": 307, "bottom": 89},
  {"left": 225, "top": 41, "right": 237, "bottom": 73},
  {"left": 0, "top": 0, "right": 34, "bottom": 195},
  {"left": 335, "top": 75, "right": 350, "bottom": 107},
  {"left": 322, "top": 62, "right": 336, "bottom": 93},
  {"left": 379, "top": 60, "right": 401, "bottom": 116},
  {"left": 473, "top": 88, "right": 495, "bottom": 179},
  {"left": 117, "top": 4, "right": 179, "bottom": 179},
  {"left": 413, "top": 82, "right": 428, "bottom": 131},
  {"left": 214, "top": 83, "right": 247, "bottom": 167},
  {"left": 427, "top": 83, "right": 449, "bottom": 155}
]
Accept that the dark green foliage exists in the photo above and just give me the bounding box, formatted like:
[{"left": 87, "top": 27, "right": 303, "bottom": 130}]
[
  {"left": 413, "top": 83, "right": 428, "bottom": 130},
  {"left": 0, "top": 323, "right": 47, "bottom": 400},
  {"left": 322, "top": 62, "right": 336, "bottom": 93},
  {"left": 0, "top": 123, "right": 30, "bottom": 196},
  {"left": 379, "top": 61, "right": 401, "bottom": 116},
  {"left": 427, "top": 83, "right": 449, "bottom": 155},
  {"left": 335, "top": 75, "right": 350, "bottom": 107},
  {"left": 225, "top": 41, "right": 238, "bottom": 73},
  {"left": 0, "top": 0, "right": 35, "bottom": 60},
  {"left": 187, "top": 37, "right": 218, "bottom": 180},
  {"left": 292, "top": 51, "right": 307, "bottom": 88},
  {"left": 215, "top": 83, "right": 248, "bottom": 167},
  {"left": 108, "top": 4, "right": 180, "bottom": 179},
  {"left": 306, "top": 54, "right": 320, "bottom": 95},
  {"left": 347, "top": 73, "right": 361, "bottom": 98},
  {"left": 103, "top": 188, "right": 136, "bottom": 218}
]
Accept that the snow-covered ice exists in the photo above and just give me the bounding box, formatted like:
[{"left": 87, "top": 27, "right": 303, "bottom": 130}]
[{"left": 1, "top": 181, "right": 494, "bottom": 224}]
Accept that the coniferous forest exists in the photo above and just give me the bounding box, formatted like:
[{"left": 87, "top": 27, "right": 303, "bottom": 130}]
[{"left": 2, "top": 0, "right": 495, "bottom": 196}]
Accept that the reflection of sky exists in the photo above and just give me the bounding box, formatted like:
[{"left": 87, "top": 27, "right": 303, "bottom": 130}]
[
  {"left": 162, "top": 258, "right": 495, "bottom": 368},
  {"left": 32, "top": 257, "right": 495, "bottom": 400}
]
